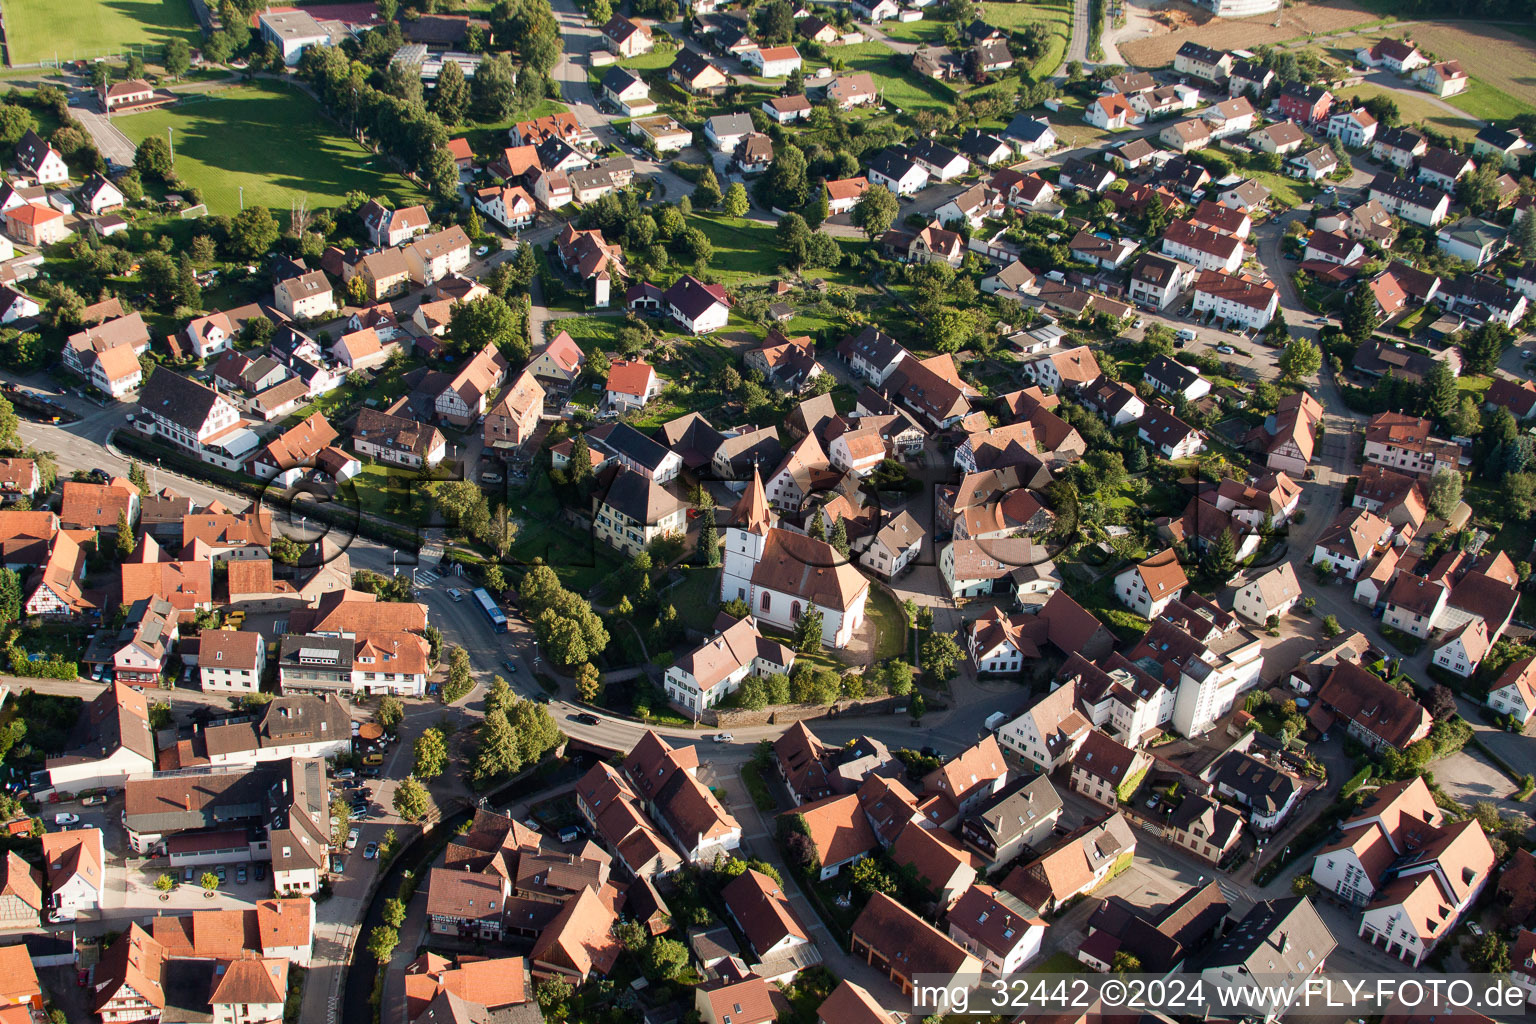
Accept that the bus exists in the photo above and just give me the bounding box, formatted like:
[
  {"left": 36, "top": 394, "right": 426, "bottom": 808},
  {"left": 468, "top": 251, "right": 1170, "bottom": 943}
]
[{"left": 472, "top": 588, "right": 508, "bottom": 633}]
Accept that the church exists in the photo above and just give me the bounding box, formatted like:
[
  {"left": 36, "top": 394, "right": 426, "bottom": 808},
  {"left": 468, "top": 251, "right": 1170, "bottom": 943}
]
[{"left": 719, "top": 469, "right": 871, "bottom": 649}]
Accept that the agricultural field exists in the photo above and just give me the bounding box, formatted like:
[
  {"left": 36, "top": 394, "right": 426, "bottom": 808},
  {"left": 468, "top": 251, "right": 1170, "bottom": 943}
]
[
  {"left": 3, "top": 0, "right": 201, "bottom": 66},
  {"left": 114, "top": 83, "right": 424, "bottom": 214},
  {"left": 1118, "top": 0, "right": 1385, "bottom": 67},
  {"left": 1408, "top": 23, "right": 1536, "bottom": 118}
]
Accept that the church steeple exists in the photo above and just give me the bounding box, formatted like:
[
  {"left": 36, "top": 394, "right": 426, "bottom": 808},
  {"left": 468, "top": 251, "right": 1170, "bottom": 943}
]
[{"left": 731, "top": 465, "right": 774, "bottom": 537}]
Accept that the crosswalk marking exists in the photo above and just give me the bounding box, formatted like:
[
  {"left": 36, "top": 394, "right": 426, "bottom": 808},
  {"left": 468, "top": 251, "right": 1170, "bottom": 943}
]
[{"left": 416, "top": 570, "right": 440, "bottom": 584}]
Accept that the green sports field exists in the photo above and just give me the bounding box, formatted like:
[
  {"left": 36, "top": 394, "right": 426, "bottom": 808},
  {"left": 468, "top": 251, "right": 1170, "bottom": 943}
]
[
  {"left": 3, "top": 0, "right": 202, "bottom": 66},
  {"left": 114, "top": 83, "right": 424, "bottom": 214}
]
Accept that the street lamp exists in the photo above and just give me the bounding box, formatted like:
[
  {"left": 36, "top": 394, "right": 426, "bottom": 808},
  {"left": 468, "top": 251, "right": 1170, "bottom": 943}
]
[
  {"left": 167, "top": 127, "right": 174, "bottom": 168},
  {"left": 239, "top": 186, "right": 244, "bottom": 211}
]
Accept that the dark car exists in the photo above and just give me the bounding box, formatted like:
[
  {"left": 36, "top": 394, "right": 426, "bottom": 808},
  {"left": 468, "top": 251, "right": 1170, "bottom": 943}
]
[
  {"left": 502, "top": 658, "right": 519, "bottom": 674},
  {"left": 570, "top": 712, "right": 600, "bottom": 726},
  {"left": 920, "top": 746, "right": 942, "bottom": 759},
  {"left": 254, "top": 862, "right": 268, "bottom": 882},
  {"left": 362, "top": 767, "right": 382, "bottom": 779}
]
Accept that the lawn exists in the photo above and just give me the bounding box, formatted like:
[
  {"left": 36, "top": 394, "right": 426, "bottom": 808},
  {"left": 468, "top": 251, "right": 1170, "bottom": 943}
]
[
  {"left": 686, "top": 213, "right": 787, "bottom": 284},
  {"left": 1445, "top": 78, "right": 1536, "bottom": 123},
  {"left": 864, "top": 585, "right": 908, "bottom": 664},
  {"left": 1333, "top": 81, "right": 1481, "bottom": 142},
  {"left": 982, "top": 0, "right": 1073, "bottom": 80},
  {"left": 545, "top": 314, "right": 626, "bottom": 350},
  {"left": 667, "top": 566, "right": 725, "bottom": 633},
  {"left": 4, "top": 0, "right": 201, "bottom": 66},
  {"left": 114, "top": 83, "right": 424, "bottom": 214},
  {"left": 505, "top": 474, "right": 619, "bottom": 594},
  {"left": 827, "top": 41, "right": 961, "bottom": 116},
  {"left": 876, "top": 18, "right": 951, "bottom": 45}
]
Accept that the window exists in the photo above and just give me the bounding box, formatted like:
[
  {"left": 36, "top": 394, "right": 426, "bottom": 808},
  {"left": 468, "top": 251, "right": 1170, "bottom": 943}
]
[{"left": 761, "top": 592, "right": 771, "bottom": 612}]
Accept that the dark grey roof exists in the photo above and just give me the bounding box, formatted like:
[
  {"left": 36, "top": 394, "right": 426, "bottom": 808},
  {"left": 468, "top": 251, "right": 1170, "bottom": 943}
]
[
  {"left": 139, "top": 371, "right": 223, "bottom": 434},
  {"left": 601, "top": 65, "right": 645, "bottom": 95},
  {"left": 967, "top": 775, "right": 1062, "bottom": 845},
  {"left": 1144, "top": 355, "right": 1204, "bottom": 393},
  {"left": 838, "top": 326, "right": 906, "bottom": 368},
  {"left": 1375, "top": 126, "right": 1425, "bottom": 152},
  {"left": 908, "top": 138, "right": 963, "bottom": 168},
  {"left": 868, "top": 147, "right": 922, "bottom": 180},
  {"left": 593, "top": 466, "right": 685, "bottom": 526},
  {"left": 161, "top": 959, "right": 216, "bottom": 1024},
  {"left": 1196, "top": 896, "right": 1336, "bottom": 976},
  {"left": 1176, "top": 41, "right": 1225, "bottom": 64},
  {"left": 1210, "top": 752, "right": 1300, "bottom": 815},
  {"left": 1475, "top": 125, "right": 1524, "bottom": 150},
  {"left": 591, "top": 421, "right": 674, "bottom": 472},
  {"left": 1004, "top": 114, "right": 1053, "bottom": 143},
  {"left": 958, "top": 129, "right": 1010, "bottom": 159},
  {"left": 1369, "top": 173, "right": 1447, "bottom": 211}
]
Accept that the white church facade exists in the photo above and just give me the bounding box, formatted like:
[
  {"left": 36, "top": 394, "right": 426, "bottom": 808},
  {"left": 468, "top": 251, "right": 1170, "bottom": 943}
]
[{"left": 720, "top": 470, "right": 871, "bottom": 649}]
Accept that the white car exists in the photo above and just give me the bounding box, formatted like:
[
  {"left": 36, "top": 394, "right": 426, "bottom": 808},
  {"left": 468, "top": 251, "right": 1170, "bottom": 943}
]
[
  {"left": 712, "top": 733, "right": 733, "bottom": 743},
  {"left": 345, "top": 828, "right": 360, "bottom": 851},
  {"left": 1216, "top": 344, "right": 1236, "bottom": 355},
  {"left": 474, "top": 246, "right": 490, "bottom": 257},
  {"left": 54, "top": 813, "right": 79, "bottom": 826}
]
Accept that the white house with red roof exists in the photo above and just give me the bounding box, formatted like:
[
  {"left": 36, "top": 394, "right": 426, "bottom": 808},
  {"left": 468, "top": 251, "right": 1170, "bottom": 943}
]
[
  {"left": 1487, "top": 655, "right": 1536, "bottom": 725},
  {"left": 472, "top": 185, "right": 536, "bottom": 231},
  {"left": 605, "top": 359, "right": 661, "bottom": 413},
  {"left": 528, "top": 330, "right": 585, "bottom": 394},
  {"left": 1115, "top": 548, "right": 1188, "bottom": 618}
]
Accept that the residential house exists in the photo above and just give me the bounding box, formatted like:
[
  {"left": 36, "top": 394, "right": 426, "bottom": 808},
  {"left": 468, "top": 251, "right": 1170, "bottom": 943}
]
[
  {"left": 1369, "top": 174, "right": 1450, "bottom": 227},
  {"left": 351, "top": 408, "right": 447, "bottom": 468},
  {"left": 1191, "top": 270, "right": 1278, "bottom": 329},
  {"left": 359, "top": 201, "right": 430, "bottom": 248},
  {"left": 1000, "top": 814, "right": 1137, "bottom": 913},
  {"left": 1115, "top": 548, "right": 1188, "bottom": 618},
  {"left": 946, "top": 884, "right": 1046, "bottom": 975},
  {"left": 601, "top": 15, "right": 652, "bottom": 55},
  {"left": 1414, "top": 60, "right": 1468, "bottom": 97},
  {"left": 1327, "top": 107, "right": 1378, "bottom": 148},
  {"left": 1173, "top": 42, "right": 1231, "bottom": 82},
  {"left": 1317, "top": 660, "right": 1433, "bottom": 751},
  {"left": 663, "top": 614, "right": 793, "bottom": 716}
]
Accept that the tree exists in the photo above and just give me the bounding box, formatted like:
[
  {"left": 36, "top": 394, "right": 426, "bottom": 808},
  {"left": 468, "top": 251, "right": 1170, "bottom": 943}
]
[
  {"left": 757, "top": 143, "right": 810, "bottom": 210},
  {"left": 413, "top": 728, "right": 448, "bottom": 778},
  {"left": 155, "top": 872, "right": 175, "bottom": 892},
  {"left": 472, "top": 708, "right": 520, "bottom": 785},
  {"left": 0, "top": 105, "right": 36, "bottom": 146},
  {"left": 472, "top": 53, "right": 519, "bottom": 122},
  {"left": 1322, "top": 614, "right": 1341, "bottom": 638},
  {"left": 643, "top": 936, "right": 689, "bottom": 980},
  {"left": 698, "top": 505, "right": 720, "bottom": 567},
  {"left": 806, "top": 505, "right": 825, "bottom": 540},
  {"left": 1516, "top": 206, "right": 1536, "bottom": 254},
  {"left": 754, "top": 0, "right": 794, "bottom": 42},
  {"left": 377, "top": 695, "right": 404, "bottom": 729},
  {"left": 1111, "top": 951, "right": 1141, "bottom": 976},
  {"left": 330, "top": 796, "right": 352, "bottom": 846},
  {"left": 829, "top": 516, "right": 849, "bottom": 557},
  {"left": 1342, "top": 283, "right": 1379, "bottom": 344},
  {"left": 426, "top": 145, "right": 460, "bottom": 204},
  {"left": 1457, "top": 160, "right": 1503, "bottom": 215},
  {"left": 723, "top": 181, "right": 750, "bottom": 218},
  {"left": 1467, "top": 933, "right": 1511, "bottom": 975},
  {"left": 590, "top": 0, "right": 613, "bottom": 24},
  {"left": 1202, "top": 527, "right": 1237, "bottom": 583},
  {"left": 1426, "top": 470, "right": 1463, "bottom": 519},
  {"left": 366, "top": 926, "right": 399, "bottom": 965},
  {"left": 851, "top": 184, "right": 898, "bottom": 241},
  {"left": 1419, "top": 360, "right": 1457, "bottom": 422},
  {"left": 164, "top": 39, "right": 192, "bottom": 80},
  {"left": 1463, "top": 321, "right": 1510, "bottom": 376},
  {"left": 692, "top": 168, "right": 723, "bottom": 209},
  {"left": 1278, "top": 336, "right": 1321, "bottom": 381},
  {"left": 228, "top": 207, "right": 279, "bottom": 259},
  {"left": 791, "top": 607, "right": 824, "bottom": 652},
  {"left": 920, "top": 632, "right": 963, "bottom": 681},
  {"left": 134, "top": 136, "right": 173, "bottom": 182},
  {"left": 431, "top": 56, "right": 471, "bottom": 125},
  {"left": 200, "top": 872, "right": 220, "bottom": 891},
  {"left": 1290, "top": 874, "right": 1318, "bottom": 897},
  {"left": 393, "top": 777, "right": 430, "bottom": 821},
  {"left": 575, "top": 662, "right": 601, "bottom": 703},
  {"left": 449, "top": 294, "right": 527, "bottom": 361},
  {"left": 0, "top": 569, "right": 22, "bottom": 627},
  {"left": 382, "top": 898, "right": 406, "bottom": 929},
  {"left": 115, "top": 512, "right": 136, "bottom": 559}
]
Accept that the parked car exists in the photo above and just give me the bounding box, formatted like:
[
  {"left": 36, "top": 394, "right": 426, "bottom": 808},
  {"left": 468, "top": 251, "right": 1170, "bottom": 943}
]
[
  {"left": 254, "top": 862, "right": 268, "bottom": 882},
  {"left": 53, "top": 813, "right": 79, "bottom": 826},
  {"left": 81, "top": 794, "right": 107, "bottom": 806},
  {"left": 183, "top": 866, "right": 194, "bottom": 883},
  {"left": 1216, "top": 344, "right": 1236, "bottom": 354},
  {"left": 502, "top": 658, "right": 519, "bottom": 674},
  {"left": 363, "top": 842, "right": 379, "bottom": 860},
  {"left": 236, "top": 865, "right": 247, "bottom": 885},
  {"left": 446, "top": 588, "right": 463, "bottom": 602},
  {"left": 345, "top": 828, "right": 360, "bottom": 851},
  {"left": 711, "top": 733, "right": 733, "bottom": 743},
  {"left": 334, "top": 769, "right": 356, "bottom": 780},
  {"left": 570, "top": 712, "right": 599, "bottom": 726},
  {"left": 215, "top": 865, "right": 227, "bottom": 882}
]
